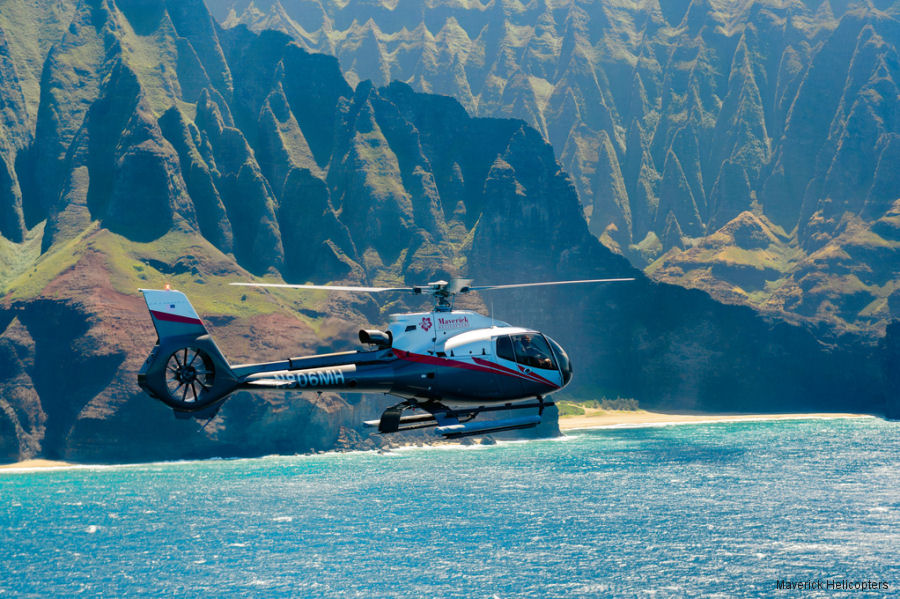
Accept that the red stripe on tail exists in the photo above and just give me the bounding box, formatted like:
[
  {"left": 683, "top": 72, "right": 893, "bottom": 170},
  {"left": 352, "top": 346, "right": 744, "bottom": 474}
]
[{"left": 149, "top": 310, "right": 204, "bottom": 326}]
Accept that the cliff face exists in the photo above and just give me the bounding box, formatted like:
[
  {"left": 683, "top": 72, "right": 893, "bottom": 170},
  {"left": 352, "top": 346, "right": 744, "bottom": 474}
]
[
  {"left": 211, "top": 0, "right": 900, "bottom": 335},
  {"left": 882, "top": 321, "right": 900, "bottom": 420},
  {"left": 0, "top": 0, "right": 890, "bottom": 464}
]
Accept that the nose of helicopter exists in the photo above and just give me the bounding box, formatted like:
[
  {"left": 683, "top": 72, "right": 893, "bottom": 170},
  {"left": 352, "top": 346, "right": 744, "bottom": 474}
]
[{"left": 546, "top": 336, "right": 572, "bottom": 387}]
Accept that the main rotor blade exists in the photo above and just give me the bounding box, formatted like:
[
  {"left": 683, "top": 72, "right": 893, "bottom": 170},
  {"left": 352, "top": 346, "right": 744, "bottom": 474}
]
[
  {"left": 467, "top": 278, "right": 636, "bottom": 292},
  {"left": 230, "top": 282, "right": 414, "bottom": 293}
]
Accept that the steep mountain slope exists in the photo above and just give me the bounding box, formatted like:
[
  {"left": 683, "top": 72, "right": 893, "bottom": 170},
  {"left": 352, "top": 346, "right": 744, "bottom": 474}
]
[
  {"left": 210, "top": 0, "right": 900, "bottom": 335},
  {"left": 0, "top": 0, "right": 889, "bottom": 463}
]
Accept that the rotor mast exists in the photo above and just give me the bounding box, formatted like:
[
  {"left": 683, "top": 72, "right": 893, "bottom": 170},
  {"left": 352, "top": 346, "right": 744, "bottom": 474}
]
[{"left": 415, "top": 279, "right": 472, "bottom": 312}]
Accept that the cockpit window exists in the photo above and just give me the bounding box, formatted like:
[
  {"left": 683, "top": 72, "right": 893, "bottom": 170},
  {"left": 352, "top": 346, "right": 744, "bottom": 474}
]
[
  {"left": 496, "top": 336, "right": 516, "bottom": 362},
  {"left": 511, "top": 334, "right": 556, "bottom": 370},
  {"left": 546, "top": 336, "right": 572, "bottom": 384}
]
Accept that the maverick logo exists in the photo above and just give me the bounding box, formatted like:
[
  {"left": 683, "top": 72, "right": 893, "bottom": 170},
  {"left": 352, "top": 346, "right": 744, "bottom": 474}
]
[
  {"left": 420, "top": 316, "right": 433, "bottom": 331},
  {"left": 437, "top": 316, "right": 469, "bottom": 329},
  {"left": 273, "top": 369, "right": 346, "bottom": 388}
]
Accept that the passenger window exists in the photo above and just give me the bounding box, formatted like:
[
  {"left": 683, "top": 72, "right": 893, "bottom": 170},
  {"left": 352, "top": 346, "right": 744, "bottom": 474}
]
[
  {"left": 496, "top": 336, "right": 516, "bottom": 362},
  {"left": 511, "top": 334, "right": 556, "bottom": 370}
]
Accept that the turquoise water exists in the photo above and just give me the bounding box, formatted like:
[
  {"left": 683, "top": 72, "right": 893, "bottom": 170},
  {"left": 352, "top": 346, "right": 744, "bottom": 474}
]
[{"left": 2, "top": 418, "right": 898, "bottom": 598}]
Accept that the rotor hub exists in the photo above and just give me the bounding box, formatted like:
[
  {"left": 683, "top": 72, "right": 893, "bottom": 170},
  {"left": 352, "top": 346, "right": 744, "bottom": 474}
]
[
  {"left": 164, "top": 347, "right": 215, "bottom": 405},
  {"left": 175, "top": 365, "right": 197, "bottom": 384}
]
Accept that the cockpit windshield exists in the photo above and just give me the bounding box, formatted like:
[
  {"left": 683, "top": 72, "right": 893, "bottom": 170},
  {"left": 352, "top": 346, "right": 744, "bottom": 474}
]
[
  {"left": 511, "top": 334, "right": 556, "bottom": 370},
  {"left": 545, "top": 336, "right": 572, "bottom": 385}
]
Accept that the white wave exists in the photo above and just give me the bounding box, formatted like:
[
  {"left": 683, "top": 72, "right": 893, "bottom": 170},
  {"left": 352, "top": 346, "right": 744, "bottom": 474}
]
[
  {"left": 390, "top": 442, "right": 493, "bottom": 454},
  {"left": 549, "top": 433, "right": 583, "bottom": 442},
  {"left": 1, "top": 432, "right": 568, "bottom": 473}
]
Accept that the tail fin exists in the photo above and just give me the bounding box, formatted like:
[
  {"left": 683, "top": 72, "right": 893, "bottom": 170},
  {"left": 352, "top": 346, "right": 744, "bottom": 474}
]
[
  {"left": 142, "top": 288, "right": 210, "bottom": 341},
  {"left": 137, "top": 289, "right": 238, "bottom": 417}
]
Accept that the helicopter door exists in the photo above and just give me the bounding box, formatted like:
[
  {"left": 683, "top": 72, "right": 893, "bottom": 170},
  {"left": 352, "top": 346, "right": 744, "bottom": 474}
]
[{"left": 493, "top": 335, "right": 525, "bottom": 396}]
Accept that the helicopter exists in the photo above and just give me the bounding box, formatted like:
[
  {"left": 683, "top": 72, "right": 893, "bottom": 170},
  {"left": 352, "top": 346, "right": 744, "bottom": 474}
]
[{"left": 137, "top": 277, "right": 633, "bottom": 438}]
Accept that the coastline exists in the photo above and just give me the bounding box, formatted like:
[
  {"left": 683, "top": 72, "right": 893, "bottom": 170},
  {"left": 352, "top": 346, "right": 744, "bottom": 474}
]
[
  {"left": 0, "top": 411, "right": 877, "bottom": 472},
  {"left": 558, "top": 409, "right": 874, "bottom": 431},
  {"left": 0, "top": 459, "right": 74, "bottom": 472}
]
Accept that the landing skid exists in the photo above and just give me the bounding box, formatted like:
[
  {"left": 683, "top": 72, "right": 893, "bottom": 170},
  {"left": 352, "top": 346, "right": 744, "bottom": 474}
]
[{"left": 364, "top": 398, "right": 553, "bottom": 439}]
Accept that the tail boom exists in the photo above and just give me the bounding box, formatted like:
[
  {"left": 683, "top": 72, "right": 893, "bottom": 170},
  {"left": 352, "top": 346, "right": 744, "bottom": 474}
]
[
  {"left": 138, "top": 288, "right": 395, "bottom": 417},
  {"left": 239, "top": 361, "right": 394, "bottom": 394}
]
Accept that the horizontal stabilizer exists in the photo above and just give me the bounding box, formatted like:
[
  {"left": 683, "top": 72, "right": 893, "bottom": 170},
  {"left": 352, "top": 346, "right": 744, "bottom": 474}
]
[
  {"left": 435, "top": 415, "right": 542, "bottom": 439},
  {"left": 246, "top": 380, "right": 294, "bottom": 388}
]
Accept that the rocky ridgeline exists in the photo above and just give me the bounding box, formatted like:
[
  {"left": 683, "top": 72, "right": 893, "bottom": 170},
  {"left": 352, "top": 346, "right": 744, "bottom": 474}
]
[
  {"left": 0, "top": 0, "right": 892, "bottom": 463},
  {"left": 212, "top": 0, "right": 900, "bottom": 334}
]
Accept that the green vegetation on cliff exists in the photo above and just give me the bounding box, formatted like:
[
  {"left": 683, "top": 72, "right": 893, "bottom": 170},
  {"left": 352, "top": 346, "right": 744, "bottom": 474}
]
[{"left": 211, "top": 0, "right": 900, "bottom": 335}]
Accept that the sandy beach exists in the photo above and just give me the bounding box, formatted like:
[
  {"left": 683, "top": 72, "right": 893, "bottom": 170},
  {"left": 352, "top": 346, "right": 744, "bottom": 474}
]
[
  {"left": 558, "top": 409, "right": 874, "bottom": 431},
  {"left": 0, "top": 459, "right": 73, "bottom": 471}
]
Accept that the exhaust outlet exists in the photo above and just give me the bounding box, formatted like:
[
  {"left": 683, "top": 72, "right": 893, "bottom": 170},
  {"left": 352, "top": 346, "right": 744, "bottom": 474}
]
[{"left": 359, "top": 329, "right": 392, "bottom": 348}]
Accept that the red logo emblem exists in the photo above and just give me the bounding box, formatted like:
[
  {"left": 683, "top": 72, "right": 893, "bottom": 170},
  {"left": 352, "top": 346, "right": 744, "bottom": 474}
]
[{"left": 420, "top": 316, "right": 432, "bottom": 332}]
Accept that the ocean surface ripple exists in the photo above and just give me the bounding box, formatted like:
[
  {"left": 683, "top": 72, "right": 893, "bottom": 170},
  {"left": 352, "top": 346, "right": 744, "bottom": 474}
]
[{"left": 2, "top": 418, "right": 898, "bottom": 597}]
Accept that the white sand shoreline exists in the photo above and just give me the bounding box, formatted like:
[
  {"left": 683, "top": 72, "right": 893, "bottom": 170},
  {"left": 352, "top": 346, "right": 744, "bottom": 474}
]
[
  {"left": 559, "top": 409, "right": 875, "bottom": 432},
  {"left": 0, "top": 459, "right": 78, "bottom": 473}
]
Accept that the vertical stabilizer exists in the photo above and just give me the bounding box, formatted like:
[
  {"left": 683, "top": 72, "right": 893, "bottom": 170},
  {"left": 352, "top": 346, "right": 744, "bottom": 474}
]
[{"left": 142, "top": 288, "right": 208, "bottom": 340}]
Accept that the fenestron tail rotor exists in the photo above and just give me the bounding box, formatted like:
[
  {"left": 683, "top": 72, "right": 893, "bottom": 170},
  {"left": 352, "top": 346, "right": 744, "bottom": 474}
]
[
  {"left": 164, "top": 347, "right": 215, "bottom": 406},
  {"left": 231, "top": 276, "right": 635, "bottom": 310}
]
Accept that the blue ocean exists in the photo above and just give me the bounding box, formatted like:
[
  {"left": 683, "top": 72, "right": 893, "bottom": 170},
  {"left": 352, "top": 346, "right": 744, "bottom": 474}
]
[{"left": 2, "top": 417, "right": 898, "bottom": 598}]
